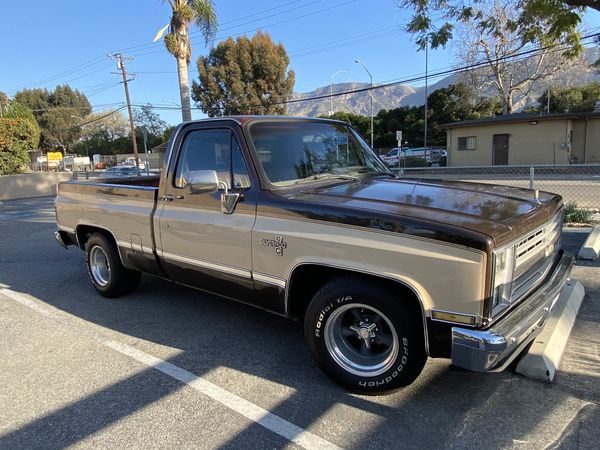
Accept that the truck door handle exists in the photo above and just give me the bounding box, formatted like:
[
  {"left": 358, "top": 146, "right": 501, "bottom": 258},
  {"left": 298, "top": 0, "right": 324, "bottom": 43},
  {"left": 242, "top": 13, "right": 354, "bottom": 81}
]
[{"left": 161, "top": 194, "right": 184, "bottom": 201}]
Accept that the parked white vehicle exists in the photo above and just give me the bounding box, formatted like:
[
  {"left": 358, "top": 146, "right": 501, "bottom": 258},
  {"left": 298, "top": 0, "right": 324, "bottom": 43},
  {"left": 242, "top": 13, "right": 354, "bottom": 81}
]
[
  {"left": 382, "top": 147, "right": 447, "bottom": 167},
  {"left": 380, "top": 147, "right": 405, "bottom": 167}
]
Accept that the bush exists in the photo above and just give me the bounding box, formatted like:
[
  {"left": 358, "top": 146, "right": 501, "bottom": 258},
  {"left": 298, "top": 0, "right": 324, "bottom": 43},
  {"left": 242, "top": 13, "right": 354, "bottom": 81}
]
[
  {"left": 0, "top": 103, "right": 40, "bottom": 175},
  {"left": 402, "top": 156, "right": 429, "bottom": 168},
  {"left": 0, "top": 118, "right": 39, "bottom": 175},
  {"left": 563, "top": 202, "right": 593, "bottom": 224}
]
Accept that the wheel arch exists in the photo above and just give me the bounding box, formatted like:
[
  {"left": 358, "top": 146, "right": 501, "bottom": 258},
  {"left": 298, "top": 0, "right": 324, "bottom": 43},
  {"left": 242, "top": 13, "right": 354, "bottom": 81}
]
[
  {"left": 285, "top": 263, "right": 431, "bottom": 355},
  {"left": 75, "top": 224, "right": 127, "bottom": 266}
]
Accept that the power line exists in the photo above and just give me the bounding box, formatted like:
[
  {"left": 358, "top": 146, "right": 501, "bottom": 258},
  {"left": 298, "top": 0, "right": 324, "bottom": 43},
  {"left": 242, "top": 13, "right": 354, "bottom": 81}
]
[
  {"left": 78, "top": 106, "right": 129, "bottom": 126},
  {"left": 283, "top": 32, "right": 600, "bottom": 106},
  {"left": 130, "top": 31, "right": 600, "bottom": 113},
  {"left": 23, "top": 56, "right": 107, "bottom": 89},
  {"left": 87, "top": 82, "right": 122, "bottom": 97},
  {"left": 129, "top": 25, "right": 402, "bottom": 75},
  {"left": 289, "top": 27, "right": 402, "bottom": 58},
  {"left": 112, "top": 0, "right": 323, "bottom": 57},
  {"left": 131, "top": 0, "right": 359, "bottom": 58},
  {"left": 192, "top": 0, "right": 359, "bottom": 47},
  {"left": 12, "top": 2, "right": 325, "bottom": 90}
]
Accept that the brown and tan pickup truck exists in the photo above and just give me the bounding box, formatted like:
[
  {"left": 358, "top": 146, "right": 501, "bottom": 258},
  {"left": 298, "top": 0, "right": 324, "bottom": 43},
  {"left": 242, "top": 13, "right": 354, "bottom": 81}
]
[{"left": 54, "top": 116, "right": 573, "bottom": 393}]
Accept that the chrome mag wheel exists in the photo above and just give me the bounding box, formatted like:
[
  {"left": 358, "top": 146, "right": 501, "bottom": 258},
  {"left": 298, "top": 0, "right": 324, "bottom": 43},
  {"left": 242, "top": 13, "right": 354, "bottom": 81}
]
[
  {"left": 89, "top": 245, "right": 111, "bottom": 287},
  {"left": 324, "top": 303, "right": 399, "bottom": 377}
]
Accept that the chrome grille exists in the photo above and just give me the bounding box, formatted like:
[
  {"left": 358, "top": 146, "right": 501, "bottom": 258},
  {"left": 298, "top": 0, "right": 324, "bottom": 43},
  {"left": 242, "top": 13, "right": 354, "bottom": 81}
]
[{"left": 511, "top": 213, "right": 562, "bottom": 302}]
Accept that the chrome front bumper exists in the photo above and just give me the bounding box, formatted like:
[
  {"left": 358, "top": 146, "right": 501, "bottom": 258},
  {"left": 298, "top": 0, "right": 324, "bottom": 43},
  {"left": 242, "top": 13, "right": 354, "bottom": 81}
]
[{"left": 451, "top": 250, "right": 574, "bottom": 372}]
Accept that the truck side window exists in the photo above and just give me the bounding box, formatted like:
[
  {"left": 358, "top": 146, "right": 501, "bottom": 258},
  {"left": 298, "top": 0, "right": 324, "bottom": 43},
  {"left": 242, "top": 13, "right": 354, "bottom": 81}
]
[{"left": 174, "top": 129, "right": 250, "bottom": 189}]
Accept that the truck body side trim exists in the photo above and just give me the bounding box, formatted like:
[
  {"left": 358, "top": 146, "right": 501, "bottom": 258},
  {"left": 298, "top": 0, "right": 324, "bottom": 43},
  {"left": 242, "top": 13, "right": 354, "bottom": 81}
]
[
  {"left": 161, "top": 250, "right": 252, "bottom": 279},
  {"left": 253, "top": 272, "right": 287, "bottom": 288}
]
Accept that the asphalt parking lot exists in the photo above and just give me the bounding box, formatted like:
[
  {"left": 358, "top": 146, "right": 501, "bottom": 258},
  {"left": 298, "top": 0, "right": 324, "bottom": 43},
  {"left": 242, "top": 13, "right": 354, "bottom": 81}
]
[{"left": 1, "top": 196, "right": 599, "bottom": 450}]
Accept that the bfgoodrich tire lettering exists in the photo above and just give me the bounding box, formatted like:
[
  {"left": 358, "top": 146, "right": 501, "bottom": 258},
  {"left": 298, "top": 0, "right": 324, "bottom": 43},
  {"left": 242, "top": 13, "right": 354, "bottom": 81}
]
[
  {"left": 304, "top": 277, "right": 427, "bottom": 393},
  {"left": 85, "top": 232, "right": 141, "bottom": 298}
]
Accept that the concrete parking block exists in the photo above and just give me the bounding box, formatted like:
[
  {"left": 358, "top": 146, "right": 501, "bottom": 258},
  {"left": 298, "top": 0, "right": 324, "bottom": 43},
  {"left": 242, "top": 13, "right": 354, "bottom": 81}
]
[
  {"left": 578, "top": 225, "right": 600, "bottom": 260},
  {"left": 515, "top": 279, "right": 585, "bottom": 382}
]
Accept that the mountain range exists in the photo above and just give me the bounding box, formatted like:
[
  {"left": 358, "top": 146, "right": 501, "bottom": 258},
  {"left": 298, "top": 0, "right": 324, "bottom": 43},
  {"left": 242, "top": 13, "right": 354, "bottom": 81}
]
[{"left": 287, "top": 48, "right": 600, "bottom": 117}]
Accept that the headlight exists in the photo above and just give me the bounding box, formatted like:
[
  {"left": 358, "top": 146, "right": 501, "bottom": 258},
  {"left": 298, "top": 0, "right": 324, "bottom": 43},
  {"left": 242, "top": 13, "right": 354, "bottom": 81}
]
[{"left": 492, "top": 245, "right": 515, "bottom": 310}]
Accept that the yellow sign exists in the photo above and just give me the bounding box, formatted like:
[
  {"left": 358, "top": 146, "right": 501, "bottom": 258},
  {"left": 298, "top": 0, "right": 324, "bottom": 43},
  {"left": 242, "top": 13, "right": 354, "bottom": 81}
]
[{"left": 47, "top": 152, "right": 63, "bottom": 161}]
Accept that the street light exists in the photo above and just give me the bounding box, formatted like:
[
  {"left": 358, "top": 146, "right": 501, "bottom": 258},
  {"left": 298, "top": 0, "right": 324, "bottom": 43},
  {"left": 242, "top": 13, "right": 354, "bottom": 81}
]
[
  {"left": 355, "top": 60, "right": 374, "bottom": 149},
  {"left": 329, "top": 70, "right": 347, "bottom": 116}
]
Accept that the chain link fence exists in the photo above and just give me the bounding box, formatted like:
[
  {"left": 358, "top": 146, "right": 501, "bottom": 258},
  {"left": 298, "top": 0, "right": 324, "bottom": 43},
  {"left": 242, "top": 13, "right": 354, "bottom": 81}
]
[
  {"left": 68, "top": 160, "right": 600, "bottom": 210},
  {"left": 396, "top": 164, "right": 600, "bottom": 210}
]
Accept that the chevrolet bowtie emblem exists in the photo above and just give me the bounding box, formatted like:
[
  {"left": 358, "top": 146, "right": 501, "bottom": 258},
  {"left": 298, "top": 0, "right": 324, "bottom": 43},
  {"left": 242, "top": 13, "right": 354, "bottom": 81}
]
[{"left": 260, "top": 236, "right": 287, "bottom": 256}]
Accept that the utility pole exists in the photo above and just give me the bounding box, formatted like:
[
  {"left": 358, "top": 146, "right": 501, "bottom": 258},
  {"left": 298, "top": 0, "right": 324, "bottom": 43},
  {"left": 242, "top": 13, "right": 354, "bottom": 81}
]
[
  {"left": 424, "top": 40, "right": 428, "bottom": 150},
  {"left": 109, "top": 53, "right": 139, "bottom": 167}
]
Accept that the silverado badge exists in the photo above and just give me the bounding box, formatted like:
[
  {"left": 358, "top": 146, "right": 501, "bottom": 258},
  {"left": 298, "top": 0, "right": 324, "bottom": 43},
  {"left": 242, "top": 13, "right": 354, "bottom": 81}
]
[{"left": 260, "top": 236, "right": 287, "bottom": 256}]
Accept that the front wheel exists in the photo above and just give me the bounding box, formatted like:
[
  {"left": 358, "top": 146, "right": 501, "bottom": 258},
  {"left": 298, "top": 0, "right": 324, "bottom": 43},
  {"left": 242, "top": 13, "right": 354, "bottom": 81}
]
[{"left": 304, "top": 277, "right": 427, "bottom": 393}]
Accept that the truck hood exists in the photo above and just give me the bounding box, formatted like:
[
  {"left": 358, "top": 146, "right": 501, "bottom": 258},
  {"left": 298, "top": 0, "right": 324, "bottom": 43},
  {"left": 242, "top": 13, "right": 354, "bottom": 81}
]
[{"left": 277, "top": 177, "right": 562, "bottom": 250}]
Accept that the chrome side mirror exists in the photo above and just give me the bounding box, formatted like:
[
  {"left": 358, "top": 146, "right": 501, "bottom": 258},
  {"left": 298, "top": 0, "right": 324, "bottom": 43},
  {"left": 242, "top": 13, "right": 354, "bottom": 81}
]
[
  {"left": 185, "top": 170, "right": 219, "bottom": 194},
  {"left": 218, "top": 180, "right": 240, "bottom": 214}
]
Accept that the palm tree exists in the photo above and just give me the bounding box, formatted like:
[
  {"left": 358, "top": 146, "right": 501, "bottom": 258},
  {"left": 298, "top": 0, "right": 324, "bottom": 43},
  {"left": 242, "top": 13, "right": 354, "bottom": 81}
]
[{"left": 156, "top": 0, "right": 217, "bottom": 122}]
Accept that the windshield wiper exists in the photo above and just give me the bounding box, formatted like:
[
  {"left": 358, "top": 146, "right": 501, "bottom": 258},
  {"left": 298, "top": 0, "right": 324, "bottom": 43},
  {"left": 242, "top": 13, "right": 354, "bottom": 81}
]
[
  {"left": 348, "top": 167, "right": 397, "bottom": 178},
  {"left": 293, "top": 173, "right": 357, "bottom": 185}
]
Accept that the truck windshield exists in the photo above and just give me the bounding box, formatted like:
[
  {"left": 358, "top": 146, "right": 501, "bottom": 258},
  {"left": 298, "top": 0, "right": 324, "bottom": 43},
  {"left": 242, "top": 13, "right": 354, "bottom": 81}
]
[{"left": 248, "top": 122, "right": 391, "bottom": 186}]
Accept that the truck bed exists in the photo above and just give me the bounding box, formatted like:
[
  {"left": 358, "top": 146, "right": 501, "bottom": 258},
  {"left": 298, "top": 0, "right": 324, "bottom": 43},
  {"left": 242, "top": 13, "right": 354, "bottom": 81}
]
[{"left": 55, "top": 177, "right": 160, "bottom": 258}]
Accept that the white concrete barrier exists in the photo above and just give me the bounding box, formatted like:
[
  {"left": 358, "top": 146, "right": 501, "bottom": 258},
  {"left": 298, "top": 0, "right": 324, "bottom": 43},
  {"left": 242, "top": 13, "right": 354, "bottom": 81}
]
[
  {"left": 515, "top": 279, "right": 585, "bottom": 381},
  {"left": 0, "top": 173, "right": 72, "bottom": 201},
  {"left": 578, "top": 226, "right": 600, "bottom": 260}
]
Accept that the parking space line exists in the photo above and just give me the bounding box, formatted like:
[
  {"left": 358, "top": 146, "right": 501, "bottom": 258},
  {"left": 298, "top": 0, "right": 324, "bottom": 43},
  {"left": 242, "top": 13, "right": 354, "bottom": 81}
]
[{"left": 1, "top": 287, "right": 343, "bottom": 450}]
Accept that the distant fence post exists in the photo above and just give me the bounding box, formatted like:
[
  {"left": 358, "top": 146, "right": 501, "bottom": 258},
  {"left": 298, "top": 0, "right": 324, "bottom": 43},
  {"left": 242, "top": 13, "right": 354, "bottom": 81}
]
[{"left": 529, "top": 165, "right": 535, "bottom": 190}]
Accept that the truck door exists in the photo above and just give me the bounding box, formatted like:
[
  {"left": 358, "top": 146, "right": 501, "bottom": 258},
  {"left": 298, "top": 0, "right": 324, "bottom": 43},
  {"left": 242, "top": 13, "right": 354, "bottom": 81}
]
[{"left": 156, "top": 124, "right": 258, "bottom": 300}]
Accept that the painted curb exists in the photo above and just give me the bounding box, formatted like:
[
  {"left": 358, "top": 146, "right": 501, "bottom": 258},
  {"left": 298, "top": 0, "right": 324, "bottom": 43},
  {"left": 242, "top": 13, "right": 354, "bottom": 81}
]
[
  {"left": 578, "top": 225, "right": 600, "bottom": 260},
  {"left": 515, "top": 279, "right": 585, "bottom": 382}
]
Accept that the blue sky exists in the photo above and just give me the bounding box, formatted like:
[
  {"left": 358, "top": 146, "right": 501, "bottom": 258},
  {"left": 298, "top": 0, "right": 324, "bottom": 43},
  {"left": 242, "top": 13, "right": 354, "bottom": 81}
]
[{"left": 2, "top": 0, "right": 600, "bottom": 125}]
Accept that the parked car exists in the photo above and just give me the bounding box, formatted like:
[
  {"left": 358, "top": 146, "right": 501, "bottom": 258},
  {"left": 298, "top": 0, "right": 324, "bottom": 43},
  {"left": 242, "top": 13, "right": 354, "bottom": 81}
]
[
  {"left": 382, "top": 147, "right": 447, "bottom": 167},
  {"left": 100, "top": 165, "right": 143, "bottom": 178},
  {"left": 55, "top": 116, "right": 572, "bottom": 393},
  {"left": 380, "top": 147, "right": 405, "bottom": 167},
  {"left": 123, "top": 157, "right": 147, "bottom": 170}
]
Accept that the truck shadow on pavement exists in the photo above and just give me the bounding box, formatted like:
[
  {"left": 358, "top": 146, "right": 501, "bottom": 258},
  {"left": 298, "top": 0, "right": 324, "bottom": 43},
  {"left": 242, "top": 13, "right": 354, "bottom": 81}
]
[{"left": 1, "top": 210, "right": 599, "bottom": 449}]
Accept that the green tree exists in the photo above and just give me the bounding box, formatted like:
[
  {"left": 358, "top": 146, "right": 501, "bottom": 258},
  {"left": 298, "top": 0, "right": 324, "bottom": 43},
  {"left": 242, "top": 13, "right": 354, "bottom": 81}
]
[
  {"left": 0, "top": 103, "right": 40, "bottom": 175},
  {"left": 73, "top": 110, "right": 130, "bottom": 156},
  {"left": 134, "top": 104, "right": 168, "bottom": 137},
  {"left": 539, "top": 82, "right": 600, "bottom": 112},
  {"left": 39, "top": 108, "right": 81, "bottom": 153},
  {"left": 324, "top": 111, "right": 371, "bottom": 142},
  {"left": 13, "top": 88, "right": 50, "bottom": 118},
  {"left": 163, "top": 126, "right": 175, "bottom": 142},
  {"left": 48, "top": 85, "right": 91, "bottom": 117},
  {"left": 80, "top": 110, "right": 130, "bottom": 142},
  {"left": 401, "top": 0, "right": 594, "bottom": 52},
  {"left": 331, "top": 84, "right": 503, "bottom": 149},
  {"left": 158, "top": 0, "right": 217, "bottom": 122},
  {"left": 14, "top": 85, "right": 91, "bottom": 152},
  {"left": 192, "top": 31, "right": 295, "bottom": 116},
  {"left": 425, "top": 84, "right": 502, "bottom": 143},
  {"left": 402, "top": 1, "right": 595, "bottom": 113}
]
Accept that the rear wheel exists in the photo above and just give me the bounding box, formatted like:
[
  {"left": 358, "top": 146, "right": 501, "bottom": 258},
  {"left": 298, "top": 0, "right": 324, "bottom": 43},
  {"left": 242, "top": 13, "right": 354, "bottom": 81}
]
[
  {"left": 85, "top": 232, "right": 141, "bottom": 298},
  {"left": 304, "top": 277, "right": 427, "bottom": 393}
]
